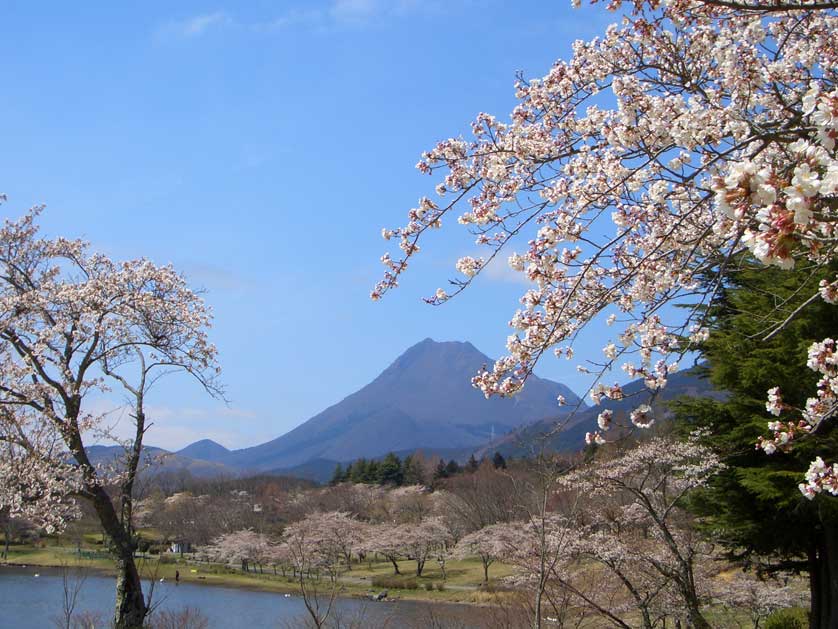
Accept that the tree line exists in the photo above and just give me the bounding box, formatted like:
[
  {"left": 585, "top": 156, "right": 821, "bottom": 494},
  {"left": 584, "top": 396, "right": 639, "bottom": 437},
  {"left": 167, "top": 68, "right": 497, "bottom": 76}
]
[{"left": 330, "top": 451, "right": 507, "bottom": 486}]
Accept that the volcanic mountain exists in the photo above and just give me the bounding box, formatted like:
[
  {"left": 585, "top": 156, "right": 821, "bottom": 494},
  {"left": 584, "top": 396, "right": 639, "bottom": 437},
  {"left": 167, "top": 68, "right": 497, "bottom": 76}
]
[{"left": 211, "top": 338, "right": 582, "bottom": 471}]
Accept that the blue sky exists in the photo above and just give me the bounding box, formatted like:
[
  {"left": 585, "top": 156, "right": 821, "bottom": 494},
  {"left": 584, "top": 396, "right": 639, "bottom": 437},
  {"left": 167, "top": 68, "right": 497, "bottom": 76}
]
[{"left": 0, "top": 0, "right": 622, "bottom": 450}]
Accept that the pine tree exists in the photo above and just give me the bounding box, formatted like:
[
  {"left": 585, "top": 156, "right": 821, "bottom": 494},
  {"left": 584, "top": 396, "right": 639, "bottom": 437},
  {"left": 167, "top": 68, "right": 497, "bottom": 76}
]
[
  {"left": 465, "top": 454, "right": 479, "bottom": 473},
  {"left": 364, "top": 460, "right": 380, "bottom": 483},
  {"left": 349, "top": 459, "right": 367, "bottom": 484},
  {"left": 492, "top": 451, "right": 507, "bottom": 469},
  {"left": 330, "top": 463, "right": 345, "bottom": 486},
  {"left": 377, "top": 452, "right": 404, "bottom": 485},
  {"left": 673, "top": 260, "right": 838, "bottom": 626},
  {"left": 433, "top": 459, "right": 448, "bottom": 481},
  {"left": 402, "top": 454, "right": 425, "bottom": 485}
]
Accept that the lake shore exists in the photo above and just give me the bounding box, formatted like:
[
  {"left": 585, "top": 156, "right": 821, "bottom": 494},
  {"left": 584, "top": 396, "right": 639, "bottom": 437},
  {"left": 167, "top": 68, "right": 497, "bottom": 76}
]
[
  {"left": 0, "top": 544, "right": 506, "bottom": 608},
  {"left": 0, "top": 564, "right": 498, "bottom": 629}
]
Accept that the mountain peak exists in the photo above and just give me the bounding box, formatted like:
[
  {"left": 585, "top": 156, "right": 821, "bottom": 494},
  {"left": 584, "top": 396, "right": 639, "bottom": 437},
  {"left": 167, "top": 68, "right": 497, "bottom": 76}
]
[
  {"left": 219, "top": 338, "right": 584, "bottom": 472},
  {"left": 176, "top": 438, "right": 231, "bottom": 462},
  {"left": 387, "top": 338, "right": 488, "bottom": 375}
]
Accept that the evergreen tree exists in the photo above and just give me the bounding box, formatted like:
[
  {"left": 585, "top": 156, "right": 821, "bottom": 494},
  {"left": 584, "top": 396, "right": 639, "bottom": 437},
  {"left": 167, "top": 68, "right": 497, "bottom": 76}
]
[
  {"left": 492, "top": 451, "right": 507, "bottom": 469},
  {"left": 364, "top": 460, "right": 380, "bottom": 484},
  {"left": 377, "top": 453, "right": 404, "bottom": 485},
  {"left": 433, "top": 459, "right": 448, "bottom": 481},
  {"left": 445, "top": 459, "right": 461, "bottom": 476},
  {"left": 330, "top": 463, "right": 345, "bottom": 486},
  {"left": 465, "top": 454, "right": 479, "bottom": 473},
  {"left": 402, "top": 454, "right": 425, "bottom": 485},
  {"left": 673, "top": 260, "right": 838, "bottom": 626},
  {"left": 349, "top": 458, "right": 367, "bottom": 484}
]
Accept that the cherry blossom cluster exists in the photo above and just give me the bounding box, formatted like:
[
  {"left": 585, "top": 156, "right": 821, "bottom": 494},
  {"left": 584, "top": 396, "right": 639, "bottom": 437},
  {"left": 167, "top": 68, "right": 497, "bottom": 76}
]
[
  {"left": 566, "top": 437, "right": 720, "bottom": 626},
  {"left": 712, "top": 571, "right": 808, "bottom": 623},
  {"left": 202, "top": 529, "right": 274, "bottom": 570},
  {"left": 362, "top": 516, "right": 452, "bottom": 576},
  {"left": 281, "top": 511, "right": 371, "bottom": 576},
  {"left": 565, "top": 437, "right": 722, "bottom": 500},
  {"left": 758, "top": 336, "right": 838, "bottom": 496},
  {"left": 374, "top": 0, "right": 838, "bottom": 491},
  {"left": 799, "top": 456, "right": 838, "bottom": 499},
  {"left": 0, "top": 437, "right": 81, "bottom": 534}
]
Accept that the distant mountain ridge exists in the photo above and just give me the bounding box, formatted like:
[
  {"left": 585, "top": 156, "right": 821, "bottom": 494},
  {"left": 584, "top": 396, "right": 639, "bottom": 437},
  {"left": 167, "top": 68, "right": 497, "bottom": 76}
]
[
  {"left": 84, "top": 444, "right": 237, "bottom": 478},
  {"left": 133, "top": 341, "right": 722, "bottom": 484},
  {"left": 478, "top": 365, "right": 722, "bottom": 459}
]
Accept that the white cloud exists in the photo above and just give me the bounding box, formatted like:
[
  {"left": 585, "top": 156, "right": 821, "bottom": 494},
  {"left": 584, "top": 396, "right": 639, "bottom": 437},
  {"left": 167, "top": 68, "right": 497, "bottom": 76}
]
[
  {"left": 81, "top": 399, "right": 263, "bottom": 451},
  {"left": 157, "top": 0, "right": 447, "bottom": 40},
  {"left": 330, "top": 0, "right": 380, "bottom": 22},
  {"left": 158, "top": 11, "right": 231, "bottom": 39},
  {"left": 482, "top": 254, "right": 531, "bottom": 285},
  {"left": 250, "top": 8, "right": 325, "bottom": 32},
  {"left": 181, "top": 261, "right": 250, "bottom": 294}
]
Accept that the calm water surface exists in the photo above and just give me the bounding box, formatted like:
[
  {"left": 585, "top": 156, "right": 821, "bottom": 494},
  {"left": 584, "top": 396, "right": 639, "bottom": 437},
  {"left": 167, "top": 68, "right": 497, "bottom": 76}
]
[{"left": 0, "top": 565, "right": 487, "bottom": 628}]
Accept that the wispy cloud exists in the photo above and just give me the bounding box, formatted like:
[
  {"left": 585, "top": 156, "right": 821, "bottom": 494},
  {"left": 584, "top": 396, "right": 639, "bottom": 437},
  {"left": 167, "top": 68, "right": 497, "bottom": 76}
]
[
  {"left": 181, "top": 262, "right": 250, "bottom": 294},
  {"left": 157, "top": 0, "right": 447, "bottom": 40},
  {"left": 249, "top": 9, "right": 323, "bottom": 32},
  {"left": 82, "top": 399, "right": 263, "bottom": 450},
  {"left": 158, "top": 11, "right": 232, "bottom": 39},
  {"left": 482, "top": 253, "right": 531, "bottom": 285},
  {"left": 329, "top": 0, "right": 379, "bottom": 23}
]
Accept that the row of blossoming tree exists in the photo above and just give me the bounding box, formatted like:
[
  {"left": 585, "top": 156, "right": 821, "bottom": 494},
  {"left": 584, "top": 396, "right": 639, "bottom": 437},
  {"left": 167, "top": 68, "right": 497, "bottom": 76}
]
[{"left": 189, "top": 435, "right": 807, "bottom": 628}]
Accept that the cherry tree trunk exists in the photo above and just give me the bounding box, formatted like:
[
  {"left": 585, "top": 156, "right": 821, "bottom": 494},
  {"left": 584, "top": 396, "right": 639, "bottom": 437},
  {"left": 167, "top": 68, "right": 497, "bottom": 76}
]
[
  {"left": 682, "top": 594, "right": 711, "bottom": 629},
  {"left": 113, "top": 550, "right": 147, "bottom": 629},
  {"left": 89, "top": 487, "right": 147, "bottom": 629}
]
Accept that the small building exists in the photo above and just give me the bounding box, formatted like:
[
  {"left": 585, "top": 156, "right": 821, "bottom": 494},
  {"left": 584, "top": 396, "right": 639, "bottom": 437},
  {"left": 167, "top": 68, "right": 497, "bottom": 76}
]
[{"left": 169, "top": 540, "right": 192, "bottom": 555}]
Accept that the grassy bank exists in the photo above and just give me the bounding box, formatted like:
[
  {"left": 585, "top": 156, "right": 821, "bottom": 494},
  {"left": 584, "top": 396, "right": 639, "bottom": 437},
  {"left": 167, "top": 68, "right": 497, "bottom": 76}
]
[{"left": 0, "top": 543, "right": 514, "bottom": 606}]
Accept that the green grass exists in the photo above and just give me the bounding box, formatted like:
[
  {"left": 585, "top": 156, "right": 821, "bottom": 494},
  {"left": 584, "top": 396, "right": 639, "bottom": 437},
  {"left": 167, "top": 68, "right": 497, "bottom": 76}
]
[
  {"left": 0, "top": 544, "right": 515, "bottom": 604},
  {"left": 349, "top": 556, "right": 515, "bottom": 586}
]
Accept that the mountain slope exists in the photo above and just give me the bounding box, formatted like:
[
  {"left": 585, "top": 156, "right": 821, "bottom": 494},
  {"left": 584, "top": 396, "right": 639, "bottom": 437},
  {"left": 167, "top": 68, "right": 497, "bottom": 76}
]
[
  {"left": 480, "top": 365, "right": 723, "bottom": 459},
  {"left": 85, "top": 444, "right": 237, "bottom": 478},
  {"left": 220, "top": 338, "right": 582, "bottom": 471}
]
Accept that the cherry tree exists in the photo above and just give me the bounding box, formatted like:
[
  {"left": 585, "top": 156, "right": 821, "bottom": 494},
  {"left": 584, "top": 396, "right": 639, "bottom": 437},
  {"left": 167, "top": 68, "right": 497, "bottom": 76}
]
[
  {"left": 482, "top": 514, "right": 578, "bottom": 628},
  {"left": 374, "top": 1, "right": 838, "bottom": 491},
  {"left": 0, "top": 207, "right": 221, "bottom": 628},
  {"left": 562, "top": 437, "right": 722, "bottom": 628},
  {"left": 363, "top": 522, "right": 407, "bottom": 575},
  {"left": 281, "top": 516, "right": 346, "bottom": 629},
  {"left": 398, "top": 516, "right": 452, "bottom": 577},
  {"left": 386, "top": 484, "right": 431, "bottom": 524},
  {"left": 453, "top": 523, "right": 510, "bottom": 585},
  {"left": 712, "top": 572, "right": 808, "bottom": 628},
  {"left": 302, "top": 511, "right": 369, "bottom": 570},
  {"left": 202, "top": 529, "right": 273, "bottom": 574}
]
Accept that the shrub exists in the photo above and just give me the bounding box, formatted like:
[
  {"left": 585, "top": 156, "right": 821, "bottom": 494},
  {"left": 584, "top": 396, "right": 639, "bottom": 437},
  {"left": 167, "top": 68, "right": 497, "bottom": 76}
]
[
  {"left": 146, "top": 607, "right": 209, "bottom": 629},
  {"left": 765, "top": 607, "right": 808, "bottom": 629},
  {"left": 371, "top": 575, "right": 418, "bottom": 590}
]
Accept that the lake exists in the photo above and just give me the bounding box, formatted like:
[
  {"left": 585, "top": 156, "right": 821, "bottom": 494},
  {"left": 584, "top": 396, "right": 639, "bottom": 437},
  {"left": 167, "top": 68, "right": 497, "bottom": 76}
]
[{"left": 0, "top": 565, "right": 491, "bottom": 628}]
